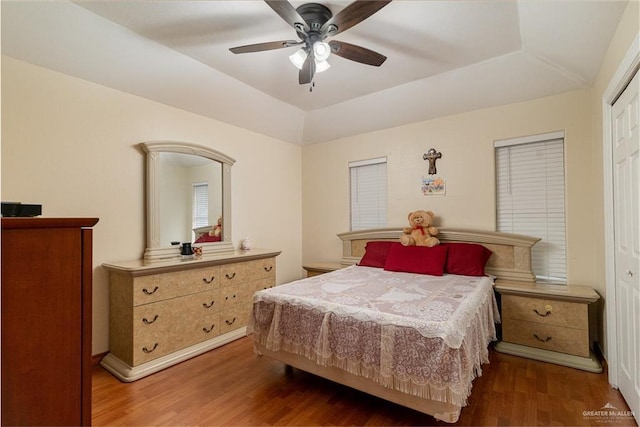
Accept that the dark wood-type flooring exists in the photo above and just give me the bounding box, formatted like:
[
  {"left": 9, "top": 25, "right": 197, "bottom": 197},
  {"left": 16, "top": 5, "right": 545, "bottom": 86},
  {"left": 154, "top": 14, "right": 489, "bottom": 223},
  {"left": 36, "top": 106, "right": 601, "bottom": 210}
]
[{"left": 92, "top": 337, "right": 636, "bottom": 426}]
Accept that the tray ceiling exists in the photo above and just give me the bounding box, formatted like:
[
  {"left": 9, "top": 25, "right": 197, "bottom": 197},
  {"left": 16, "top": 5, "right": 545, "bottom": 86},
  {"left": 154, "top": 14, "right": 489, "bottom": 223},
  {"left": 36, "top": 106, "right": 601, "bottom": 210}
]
[{"left": 1, "top": 1, "right": 628, "bottom": 144}]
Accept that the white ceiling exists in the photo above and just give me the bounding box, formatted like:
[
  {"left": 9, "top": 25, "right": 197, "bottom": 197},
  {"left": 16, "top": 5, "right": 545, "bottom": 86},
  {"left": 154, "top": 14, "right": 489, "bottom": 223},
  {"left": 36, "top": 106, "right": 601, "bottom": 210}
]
[{"left": 1, "top": 0, "right": 628, "bottom": 145}]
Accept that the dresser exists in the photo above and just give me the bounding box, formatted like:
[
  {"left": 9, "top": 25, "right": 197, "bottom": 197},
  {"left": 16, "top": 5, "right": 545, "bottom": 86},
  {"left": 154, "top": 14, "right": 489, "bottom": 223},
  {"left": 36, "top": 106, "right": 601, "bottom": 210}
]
[
  {"left": 101, "top": 249, "right": 280, "bottom": 381},
  {"left": 1, "top": 217, "right": 98, "bottom": 426},
  {"left": 494, "top": 281, "right": 602, "bottom": 372}
]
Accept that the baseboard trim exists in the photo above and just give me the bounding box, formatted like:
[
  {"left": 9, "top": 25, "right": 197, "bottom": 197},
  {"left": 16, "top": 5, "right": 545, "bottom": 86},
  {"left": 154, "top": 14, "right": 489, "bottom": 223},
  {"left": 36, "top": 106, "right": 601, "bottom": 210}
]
[
  {"left": 92, "top": 351, "right": 108, "bottom": 367},
  {"left": 99, "top": 328, "right": 247, "bottom": 382}
]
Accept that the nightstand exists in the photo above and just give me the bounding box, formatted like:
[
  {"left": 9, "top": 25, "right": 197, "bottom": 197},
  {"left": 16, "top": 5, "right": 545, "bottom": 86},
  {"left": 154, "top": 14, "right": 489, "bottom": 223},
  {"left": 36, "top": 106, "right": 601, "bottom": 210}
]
[
  {"left": 302, "top": 263, "right": 343, "bottom": 277},
  {"left": 494, "top": 281, "right": 602, "bottom": 373}
]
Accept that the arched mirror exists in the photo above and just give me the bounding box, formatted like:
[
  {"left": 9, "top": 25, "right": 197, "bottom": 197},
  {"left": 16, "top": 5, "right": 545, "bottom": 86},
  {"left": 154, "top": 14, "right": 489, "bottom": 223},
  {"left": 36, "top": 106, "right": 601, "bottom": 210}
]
[{"left": 141, "top": 141, "right": 235, "bottom": 263}]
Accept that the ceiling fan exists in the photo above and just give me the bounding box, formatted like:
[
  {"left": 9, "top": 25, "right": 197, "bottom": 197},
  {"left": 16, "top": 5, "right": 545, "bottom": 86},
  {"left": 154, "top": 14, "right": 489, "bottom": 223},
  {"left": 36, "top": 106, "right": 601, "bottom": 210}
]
[{"left": 229, "top": 0, "right": 392, "bottom": 86}]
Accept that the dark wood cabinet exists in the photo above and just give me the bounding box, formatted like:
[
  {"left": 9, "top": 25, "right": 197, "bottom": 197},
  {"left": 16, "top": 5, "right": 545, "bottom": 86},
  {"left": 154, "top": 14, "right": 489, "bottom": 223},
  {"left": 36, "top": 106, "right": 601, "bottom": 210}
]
[{"left": 1, "top": 218, "right": 98, "bottom": 426}]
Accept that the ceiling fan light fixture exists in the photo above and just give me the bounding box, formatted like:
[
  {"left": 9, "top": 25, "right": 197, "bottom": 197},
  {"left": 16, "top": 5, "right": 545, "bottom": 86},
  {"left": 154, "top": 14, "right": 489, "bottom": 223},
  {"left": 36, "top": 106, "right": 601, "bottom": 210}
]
[
  {"left": 315, "top": 59, "right": 330, "bottom": 73},
  {"left": 289, "top": 48, "right": 307, "bottom": 70},
  {"left": 312, "top": 41, "right": 331, "bottom": 62}
]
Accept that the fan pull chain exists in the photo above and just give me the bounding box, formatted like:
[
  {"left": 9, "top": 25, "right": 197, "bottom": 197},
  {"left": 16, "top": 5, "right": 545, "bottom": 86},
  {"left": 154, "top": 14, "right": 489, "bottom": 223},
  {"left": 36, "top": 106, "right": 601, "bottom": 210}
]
[{"left": 310, "top": 81, "right": 315, "bottom": 92}]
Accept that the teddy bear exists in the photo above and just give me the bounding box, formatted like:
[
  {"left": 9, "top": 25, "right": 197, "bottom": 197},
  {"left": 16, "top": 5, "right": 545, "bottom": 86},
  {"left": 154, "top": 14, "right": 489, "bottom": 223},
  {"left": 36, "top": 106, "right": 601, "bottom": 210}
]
[
  {"left": 210, "top": 216, "right": 222, "bottom": 237},
  {"left": 400, "top": 210, "right": 440, "bottom": 247}
]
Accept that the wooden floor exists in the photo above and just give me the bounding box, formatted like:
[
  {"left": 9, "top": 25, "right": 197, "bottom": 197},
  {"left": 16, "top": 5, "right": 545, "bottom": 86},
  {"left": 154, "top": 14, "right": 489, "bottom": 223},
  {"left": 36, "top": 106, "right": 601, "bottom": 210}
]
[{"left": 92, "top": 337, "right": 636, "bottom": 426}]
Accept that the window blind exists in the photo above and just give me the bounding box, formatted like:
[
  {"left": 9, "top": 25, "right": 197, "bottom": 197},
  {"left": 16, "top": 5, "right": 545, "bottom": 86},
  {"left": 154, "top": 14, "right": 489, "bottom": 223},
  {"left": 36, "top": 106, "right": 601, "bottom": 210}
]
[
  {"left": 495, "top": 137, "right": 566, "bottom": 283},
  {"left": 350, "top": 157, "right": 387, "bottom": 231},
  {"left": 192, "top": 182, "right": 209, "bottom": 230}
]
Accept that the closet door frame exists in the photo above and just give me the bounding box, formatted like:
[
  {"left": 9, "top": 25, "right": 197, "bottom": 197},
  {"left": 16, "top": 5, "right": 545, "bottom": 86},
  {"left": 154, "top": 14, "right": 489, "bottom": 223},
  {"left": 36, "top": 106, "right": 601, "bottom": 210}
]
[{"left": 602, "top": 33, "right": 639, "bottom": 387}]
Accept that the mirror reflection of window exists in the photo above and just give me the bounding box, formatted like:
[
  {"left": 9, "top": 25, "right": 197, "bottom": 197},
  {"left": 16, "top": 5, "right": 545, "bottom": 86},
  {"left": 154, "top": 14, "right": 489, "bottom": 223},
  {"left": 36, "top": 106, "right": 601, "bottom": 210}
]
[
  {"left": 192, "top": 182, "right": 208, "bottom": 241},
  {"left": 157, "top": 152, "right": 222, "bottom": 246}
]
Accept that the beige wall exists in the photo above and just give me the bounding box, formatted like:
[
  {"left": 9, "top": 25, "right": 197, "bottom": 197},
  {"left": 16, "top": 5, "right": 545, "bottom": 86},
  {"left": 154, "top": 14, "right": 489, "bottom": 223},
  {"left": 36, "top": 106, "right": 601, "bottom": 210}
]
[
  {"left": 1, "top": 56, "right": 304, "bottom": 355},
  {"left": 302, "top": 89, "right": 593, "bottom": 274},
  {"left": 301, "top": 88, "right": 601, "bottom": 345}
]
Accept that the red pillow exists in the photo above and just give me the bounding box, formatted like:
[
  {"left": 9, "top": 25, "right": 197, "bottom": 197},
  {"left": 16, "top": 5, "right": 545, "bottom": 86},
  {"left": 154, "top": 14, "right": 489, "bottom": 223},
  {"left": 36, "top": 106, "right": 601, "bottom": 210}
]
[
  {"left": 358, "top": 241, "right": 395, "bottom": 268},
  {"left": 441, "top": 242, "right": 492, "bottom": 276},
  {"left": 383, "top": 243, "right": 448, "bottom": 276},
  {"left": 194, "top": 234, "right": 221, "bottom": 243}
]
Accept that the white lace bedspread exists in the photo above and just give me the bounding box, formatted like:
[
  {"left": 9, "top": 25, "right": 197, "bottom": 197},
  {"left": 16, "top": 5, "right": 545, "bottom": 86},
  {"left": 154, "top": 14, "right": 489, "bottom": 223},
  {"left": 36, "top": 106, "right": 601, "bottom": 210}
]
[{"left": 248, "top": 265, "right": 500, "bottom": 407}]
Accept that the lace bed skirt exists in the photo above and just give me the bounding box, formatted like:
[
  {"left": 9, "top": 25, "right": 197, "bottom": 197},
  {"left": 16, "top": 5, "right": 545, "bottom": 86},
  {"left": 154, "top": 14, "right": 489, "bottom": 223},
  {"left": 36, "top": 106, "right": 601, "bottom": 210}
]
[{"left": 248, "top": 295, "right": 497, "bottom": 407}]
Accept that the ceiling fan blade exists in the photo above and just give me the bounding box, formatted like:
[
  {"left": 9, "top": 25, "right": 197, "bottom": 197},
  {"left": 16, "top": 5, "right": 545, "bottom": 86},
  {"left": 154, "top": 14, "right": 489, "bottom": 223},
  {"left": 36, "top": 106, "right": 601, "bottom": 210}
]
[
  {"left": 328, "top": 40, "right": 386, "bottom": 66},
  {"left": 229, "top": 40, "right": 300, "bottom": 54},
  {"left": 299, "top": 55, "right": 316, "bottom": 85},
  {"left": 321, "top": 0, "right": 392, "bottom": 37},
  {"left": 264, "top": 0, "right": 309, "bottom": 33}
]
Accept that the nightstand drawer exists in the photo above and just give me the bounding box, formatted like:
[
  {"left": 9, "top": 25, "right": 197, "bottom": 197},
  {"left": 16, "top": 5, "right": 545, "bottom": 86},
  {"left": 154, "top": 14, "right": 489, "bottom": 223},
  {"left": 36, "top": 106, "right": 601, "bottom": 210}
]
[
  {"left": 503, "top": 319, "right": 589, "bottom": 357},
  {"left": 502, "top": 294, "right": 587, "bottom": 329}
]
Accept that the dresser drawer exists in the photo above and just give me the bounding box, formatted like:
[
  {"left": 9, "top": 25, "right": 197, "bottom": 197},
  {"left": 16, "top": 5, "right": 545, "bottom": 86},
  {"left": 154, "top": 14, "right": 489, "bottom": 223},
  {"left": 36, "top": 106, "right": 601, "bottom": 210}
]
[
  {"left": 132, "top": 310, "right": 221, "bottom": 365},
  {"left": 253, "top": 277, "right": 276, "bottom": 292},
  {"left": 133, "top": 266, "right": 221, "bottom": 306},
  {"left": 134, "top": 289, "right": 220, "bottom": 327},
  {"left": 502, "top": 318, "right": 589, "bottom": 357},
  {"left": 502, "top": 294, "right": 587, "bottom": 329},
  {"left": 219, "top": 257, "right": 276, "bottom": 287},
  {"left": 219, "top": 305, "right": 251, "bottom": 335},
  {"left": 220, "top": 282, "right": 253, "bottom": 309}
]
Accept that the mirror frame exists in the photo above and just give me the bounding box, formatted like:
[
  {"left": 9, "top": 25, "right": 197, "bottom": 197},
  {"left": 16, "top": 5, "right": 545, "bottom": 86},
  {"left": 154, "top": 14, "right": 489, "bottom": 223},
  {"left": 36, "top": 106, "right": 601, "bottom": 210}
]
[{"left": 141, "top": 141, "right": 235, "bottom": 263}]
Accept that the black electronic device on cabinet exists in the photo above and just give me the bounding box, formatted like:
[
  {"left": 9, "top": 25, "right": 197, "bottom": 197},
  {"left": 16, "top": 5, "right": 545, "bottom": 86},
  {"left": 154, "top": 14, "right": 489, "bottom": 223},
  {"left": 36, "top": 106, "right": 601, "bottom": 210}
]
[{"left": 1, "top": 202, "right": 42, "bottom": 217}]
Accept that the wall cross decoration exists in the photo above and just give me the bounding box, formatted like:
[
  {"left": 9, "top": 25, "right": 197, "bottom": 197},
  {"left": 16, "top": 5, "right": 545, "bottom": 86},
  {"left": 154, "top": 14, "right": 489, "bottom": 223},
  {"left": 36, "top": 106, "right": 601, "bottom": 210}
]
[{"left": 423, "top": 148, "right": 442, "bottom": 175}]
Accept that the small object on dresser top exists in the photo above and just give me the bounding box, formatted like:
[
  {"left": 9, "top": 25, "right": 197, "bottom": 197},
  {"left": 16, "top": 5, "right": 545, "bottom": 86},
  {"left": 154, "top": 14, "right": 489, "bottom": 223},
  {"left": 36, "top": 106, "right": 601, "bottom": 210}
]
[
  {"left": 180, "top": 242, "right": 194, "bottom": 260},
  {"left": 192, "top": 246, "right": 202, "bottom": 259},
  {"left": 241, "top": 238, "right": 251, "bottom": 251},
  {"left": 1, "top": 202, "right": 42, "bottom": 217}
]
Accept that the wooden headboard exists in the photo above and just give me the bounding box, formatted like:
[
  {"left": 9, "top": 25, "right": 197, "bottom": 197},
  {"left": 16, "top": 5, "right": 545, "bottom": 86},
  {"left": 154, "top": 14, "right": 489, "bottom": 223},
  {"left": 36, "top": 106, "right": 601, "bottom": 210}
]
[{"left": 337, "top": 228, "right": 540, "bottom": 284}]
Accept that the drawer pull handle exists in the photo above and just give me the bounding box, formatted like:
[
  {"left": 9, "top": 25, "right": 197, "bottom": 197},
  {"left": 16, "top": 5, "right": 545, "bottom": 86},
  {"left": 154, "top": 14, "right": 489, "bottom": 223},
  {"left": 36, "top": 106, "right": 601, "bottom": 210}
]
[
  {"left": 142, "top": 315, "right": 159, "bottom": 325},
  {"left": 202, "top": 301, "right": 215, "bottom": 309},
  {"left": 225, "top": 295, "right": 237, "bottom": 300},
  {"left": 264, "top": 266, "right": 273, "bottom": 272},
  {"left": 142, "top": 343, "right": 158, "bottom": 353},
  {"left": 225, "top": 317, "right": 236, "bottom": 326},
  {"left": 533, "top": 304, "right": 553, "bottom": 317},
  {"left": 225, "top": 272, "right": 236, "bottom": 280},
  {"left": 202, "top": 276, "right": 215, "bottom": 284},
  {"left": 533, "top": 334, "right": 552, "bottom": 343},
  {"left": 203, "top": 324, "right": 216, "bottom": 333},
  {"left": 142, "top": 286, "right": 159, "bottom": 295}
]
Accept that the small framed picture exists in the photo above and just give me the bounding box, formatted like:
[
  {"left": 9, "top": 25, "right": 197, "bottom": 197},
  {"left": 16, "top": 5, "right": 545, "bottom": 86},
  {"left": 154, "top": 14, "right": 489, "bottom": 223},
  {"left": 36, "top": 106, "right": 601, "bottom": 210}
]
[{"left": 422, "top": 176, "right": 445, "bottom": 195}]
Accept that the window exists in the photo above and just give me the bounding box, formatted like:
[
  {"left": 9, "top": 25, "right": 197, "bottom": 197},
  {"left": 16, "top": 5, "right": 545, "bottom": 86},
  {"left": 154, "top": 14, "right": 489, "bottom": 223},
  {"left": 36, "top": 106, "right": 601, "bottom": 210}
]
[
  {"left": 349, "top": 157, "right": 387, "bottom": 231},
  {"left": 192, "top": 182, "right": 209, "bottom": 235},
  {"left": 495, "top": 132, "right": 566, "bottom": 283}
]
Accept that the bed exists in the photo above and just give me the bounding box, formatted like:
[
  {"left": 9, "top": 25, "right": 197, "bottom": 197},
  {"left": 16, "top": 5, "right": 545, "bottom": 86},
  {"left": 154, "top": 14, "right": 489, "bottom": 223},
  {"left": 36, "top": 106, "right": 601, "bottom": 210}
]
[
  {"left": 247, "top": 228, "right": 539, "bottom": 422},
  {"left": 193, "top": 225, "right": 221, "bottom": 243}
]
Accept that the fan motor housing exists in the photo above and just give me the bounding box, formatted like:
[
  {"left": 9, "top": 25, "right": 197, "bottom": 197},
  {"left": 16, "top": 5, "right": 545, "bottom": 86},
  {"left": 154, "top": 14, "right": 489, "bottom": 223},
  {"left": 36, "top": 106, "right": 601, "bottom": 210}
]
[{"left": 296, "top": 3, "right": 332, "bottom": 31}]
